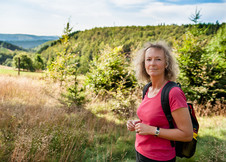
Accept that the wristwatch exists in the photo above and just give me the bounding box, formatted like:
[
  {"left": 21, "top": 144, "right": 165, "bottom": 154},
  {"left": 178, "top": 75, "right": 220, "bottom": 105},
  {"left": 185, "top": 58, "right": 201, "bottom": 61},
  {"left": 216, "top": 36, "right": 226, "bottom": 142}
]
[{"left": 155, "top": 127, "right": 160, "bottom": 136}]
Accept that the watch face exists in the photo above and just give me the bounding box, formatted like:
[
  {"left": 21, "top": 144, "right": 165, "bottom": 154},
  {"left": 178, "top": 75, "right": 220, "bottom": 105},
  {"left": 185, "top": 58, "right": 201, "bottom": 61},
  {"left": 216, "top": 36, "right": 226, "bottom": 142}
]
[{"left": 155, "top": 127, "right": 160, "bottom": 136}]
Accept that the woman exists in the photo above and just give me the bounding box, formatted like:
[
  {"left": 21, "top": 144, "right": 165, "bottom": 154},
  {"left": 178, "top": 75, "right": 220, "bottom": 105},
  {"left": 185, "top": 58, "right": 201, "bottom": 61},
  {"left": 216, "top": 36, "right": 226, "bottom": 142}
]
[{"left": 127, "top": 42, "right": 193, "bottom": 162}]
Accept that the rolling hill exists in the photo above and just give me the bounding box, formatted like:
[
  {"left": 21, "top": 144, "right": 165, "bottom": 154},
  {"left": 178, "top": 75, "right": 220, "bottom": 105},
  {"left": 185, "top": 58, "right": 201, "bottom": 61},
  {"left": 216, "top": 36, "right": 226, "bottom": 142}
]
[
  {"left": 0, "top": 41, "right": 25, "bottom": 51},
  {"left": 0, "top": 34, "right": 59, "bottom": 49},
  {"left": 39, "top": 23, "right": 223, "bottom": 73}
]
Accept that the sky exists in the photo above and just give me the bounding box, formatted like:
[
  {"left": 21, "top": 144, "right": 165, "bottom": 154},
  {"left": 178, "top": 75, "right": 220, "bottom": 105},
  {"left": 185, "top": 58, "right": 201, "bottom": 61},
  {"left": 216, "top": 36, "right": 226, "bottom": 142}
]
[{"left": 0, "top": 0, "right": 225, "bottom": 36}]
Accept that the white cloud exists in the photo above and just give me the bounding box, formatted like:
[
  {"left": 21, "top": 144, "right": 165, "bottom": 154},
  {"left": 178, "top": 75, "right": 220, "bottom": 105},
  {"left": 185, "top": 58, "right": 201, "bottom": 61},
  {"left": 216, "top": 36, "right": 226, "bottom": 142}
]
[
  {"left": 139, "top": 2, "right": 226, "bottom": 25},
  {"left": 0, "top": 0, "right": 225, "bottom": 35},
  {"left": 110, "top": 0, "right": 148, "bottom": 5},
  {"left": 20, "top": 0, "right": 110, "bottom": 16},
  {"left": 0, "top": 0, "right": 114, "bottom": 35},
  {"left": 109, "top": 0, "right": 150, "bottom": 8},
  {"left": 199, "top": 3, "right": 226, "bottom": 22}
]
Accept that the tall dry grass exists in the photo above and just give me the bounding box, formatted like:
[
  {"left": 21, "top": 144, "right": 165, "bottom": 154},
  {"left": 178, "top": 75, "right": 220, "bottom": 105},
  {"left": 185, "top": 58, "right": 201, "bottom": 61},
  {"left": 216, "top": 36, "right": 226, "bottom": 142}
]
[
  {"left": 0, "top": 75, "right": 63, "bottom": 126},
  {"left": 0, "top": 75, "right": 132, "bottom": 161},
  {"left": 0, "top": 75, "right": 64, "bottom": 161},
  {"left": 194, "top": 99, "right": 225, "bottom": 117}
]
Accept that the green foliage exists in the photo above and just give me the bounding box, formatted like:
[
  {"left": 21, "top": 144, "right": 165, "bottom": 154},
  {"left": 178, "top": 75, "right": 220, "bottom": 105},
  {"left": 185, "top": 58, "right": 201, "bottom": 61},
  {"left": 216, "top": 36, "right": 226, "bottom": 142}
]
[
  {"left": 35, "top": 40, "right": 59, "bottom": 54},
  {"left": 0, "top": 40, "right": 25, "bottom": 51},
  {"left": 85, "top": 46, "right": 137, "bottom": 117},
  {"left": 0, "top": 43, "right": 18, "bottom": 67},
  {"left": 47, "top": 22, "right": 84, "bottom": 106},
  {"left": 0, "top": 53, "right": 14, "bottom": 66},
  {"left": 63, "top": 81, "right": 85, "bottom": 107},
  {"left": 40, "top": 24, "right": 222, "bottom": 74},
  {"left": 33, "top": 54, "right": 44, "bottom": 70},
  {"left": 206, "top": 24, "right": 226, "bottom": 100},
  {"left": 3, "top": 58, "right": 13, "bottom": 66},
  {"left": 40, "top": 24, "right": 190, "bottom": 73},
  {"left": 175, "top": 24, "right": 226, "bottom": 103},
  {"left": 109, "top": 86, "right": 138, "bottom": 118},
  {"left": 47, "top": 49, "right": 75, "bottom": 82},
  {"left": 189, "top": 7, "right": 202, "bottom": 24},
  {"left": 86, "top": 46, "right": 136, "bottom": 94},
  {"left": 40, "top": 23, "right": 224, "bottom": 107},
  {"left": 47, "top": 22, "right": 77, "bottom": 83},
  {"left": 13, "top": 53, "right": 34, "bottom": 71}
]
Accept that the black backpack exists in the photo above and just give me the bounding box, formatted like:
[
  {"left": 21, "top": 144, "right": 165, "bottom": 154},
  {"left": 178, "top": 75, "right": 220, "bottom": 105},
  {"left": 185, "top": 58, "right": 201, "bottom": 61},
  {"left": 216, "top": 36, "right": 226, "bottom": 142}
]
[{"left": 142, "top": 81, "right": 199, "bottom": 158}]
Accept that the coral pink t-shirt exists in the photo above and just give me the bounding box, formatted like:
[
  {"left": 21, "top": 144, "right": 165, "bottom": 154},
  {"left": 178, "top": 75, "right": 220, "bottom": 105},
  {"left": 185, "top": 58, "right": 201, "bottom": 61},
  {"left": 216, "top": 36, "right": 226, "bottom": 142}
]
[{"left": 135, "top": 83, "right": 187, "bottom": 161}]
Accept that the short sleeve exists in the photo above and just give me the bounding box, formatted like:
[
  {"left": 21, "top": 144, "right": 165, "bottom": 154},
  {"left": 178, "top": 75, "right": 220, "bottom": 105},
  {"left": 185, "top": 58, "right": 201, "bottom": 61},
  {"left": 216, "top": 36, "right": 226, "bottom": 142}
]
[{"left": 169, "top": 87, "right": 187, "bottom": 112}]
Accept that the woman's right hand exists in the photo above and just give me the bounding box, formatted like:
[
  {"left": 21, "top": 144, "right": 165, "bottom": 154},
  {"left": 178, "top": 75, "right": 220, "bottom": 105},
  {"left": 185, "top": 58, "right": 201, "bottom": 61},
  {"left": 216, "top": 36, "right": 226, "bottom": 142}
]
[{"left": 127, "top": 120, "right": 141, "bottom": 131}]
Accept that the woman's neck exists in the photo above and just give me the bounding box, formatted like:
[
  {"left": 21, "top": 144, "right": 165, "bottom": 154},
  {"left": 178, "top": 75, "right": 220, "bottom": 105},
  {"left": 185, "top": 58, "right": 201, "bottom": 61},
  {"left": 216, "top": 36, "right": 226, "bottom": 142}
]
[
  {"left": 151, "top": 77, "right": 168, "bottom": 90},
  {"left": 147, "top": 77, "right": 168, "bottom": 98}
]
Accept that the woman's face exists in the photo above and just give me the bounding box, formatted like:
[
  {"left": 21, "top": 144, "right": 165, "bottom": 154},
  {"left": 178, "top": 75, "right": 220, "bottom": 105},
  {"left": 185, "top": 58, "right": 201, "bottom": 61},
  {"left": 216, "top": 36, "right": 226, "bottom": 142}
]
[{"left": 144, "top": 47, "right": 166, "bottom": 78}]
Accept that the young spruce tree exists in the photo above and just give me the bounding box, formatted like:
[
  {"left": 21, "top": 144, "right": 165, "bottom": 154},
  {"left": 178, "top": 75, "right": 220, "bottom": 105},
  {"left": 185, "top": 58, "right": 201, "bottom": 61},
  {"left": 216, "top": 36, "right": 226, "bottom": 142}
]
[{"left": 47, "top": 22, "right": 84, "bottom": 106}]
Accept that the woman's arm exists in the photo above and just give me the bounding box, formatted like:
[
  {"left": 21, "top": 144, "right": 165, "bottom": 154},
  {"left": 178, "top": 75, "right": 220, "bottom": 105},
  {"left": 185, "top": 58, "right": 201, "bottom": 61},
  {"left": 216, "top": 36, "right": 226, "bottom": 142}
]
[{"left": 135, "top": 107, "right": 193, "bottom": 142}]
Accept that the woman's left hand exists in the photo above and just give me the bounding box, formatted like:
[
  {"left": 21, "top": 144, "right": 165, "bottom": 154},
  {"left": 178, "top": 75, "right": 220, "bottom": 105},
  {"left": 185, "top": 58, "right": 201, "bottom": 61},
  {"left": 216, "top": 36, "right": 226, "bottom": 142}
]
[{"left": 135, "top": 123, "right": 154, "bottom": 135}]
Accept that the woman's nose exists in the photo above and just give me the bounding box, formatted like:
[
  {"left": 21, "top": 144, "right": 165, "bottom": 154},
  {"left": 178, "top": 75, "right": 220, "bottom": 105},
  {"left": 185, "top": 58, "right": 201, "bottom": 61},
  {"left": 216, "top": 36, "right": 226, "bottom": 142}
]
[{"left": 150, "top": 59, "right": 156, "bottom": 65}]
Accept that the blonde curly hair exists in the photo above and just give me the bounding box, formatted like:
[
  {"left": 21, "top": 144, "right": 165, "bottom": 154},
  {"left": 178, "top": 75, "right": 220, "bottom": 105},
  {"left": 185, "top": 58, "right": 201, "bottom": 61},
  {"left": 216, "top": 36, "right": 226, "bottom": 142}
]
[{"left": 134, "top": 41, "right": 179, "bottom": 83}]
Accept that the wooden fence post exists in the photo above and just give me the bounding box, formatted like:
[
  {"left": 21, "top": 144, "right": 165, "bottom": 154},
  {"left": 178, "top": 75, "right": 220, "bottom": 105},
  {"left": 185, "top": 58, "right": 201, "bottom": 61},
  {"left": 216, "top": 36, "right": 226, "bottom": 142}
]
[{"left": 18, "top": 57, "right": 20, "bottom": 76}]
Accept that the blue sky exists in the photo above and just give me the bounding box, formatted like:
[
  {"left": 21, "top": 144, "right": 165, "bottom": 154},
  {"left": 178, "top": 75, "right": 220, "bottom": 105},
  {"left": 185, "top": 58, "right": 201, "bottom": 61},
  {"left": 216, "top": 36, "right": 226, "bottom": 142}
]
[{"left": 0, "top": 0, "right": 225, "bottom": 36}]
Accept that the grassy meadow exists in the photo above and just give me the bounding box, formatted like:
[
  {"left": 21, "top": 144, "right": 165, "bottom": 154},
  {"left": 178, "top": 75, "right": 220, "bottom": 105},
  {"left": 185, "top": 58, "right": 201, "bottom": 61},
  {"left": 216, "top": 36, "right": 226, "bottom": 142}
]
[
  {"left": 0, "top": 65, "right": 44, "bottom": 78},
  {"left": 0, "top": 68, "right": 225, "bottom": 162}
]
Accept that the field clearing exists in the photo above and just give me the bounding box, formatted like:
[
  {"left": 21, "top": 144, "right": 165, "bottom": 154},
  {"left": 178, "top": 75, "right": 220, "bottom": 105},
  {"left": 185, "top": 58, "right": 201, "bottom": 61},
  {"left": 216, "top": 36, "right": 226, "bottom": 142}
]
[
  {"left": 0, "top": 73, "right": 225, "bottom": 161},
  {"left": 0, "top": 65, "right": 44, "bottom": 78}
]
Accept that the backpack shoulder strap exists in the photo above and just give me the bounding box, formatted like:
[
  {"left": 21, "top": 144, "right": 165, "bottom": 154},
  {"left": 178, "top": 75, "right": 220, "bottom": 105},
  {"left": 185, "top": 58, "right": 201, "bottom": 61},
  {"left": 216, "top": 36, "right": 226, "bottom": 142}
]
[
  {"left": 142, "top": 82, "right": 152, "bottom": 99},
  {"left": 161, "top": 81, "right": 180, "bottom": 147}
]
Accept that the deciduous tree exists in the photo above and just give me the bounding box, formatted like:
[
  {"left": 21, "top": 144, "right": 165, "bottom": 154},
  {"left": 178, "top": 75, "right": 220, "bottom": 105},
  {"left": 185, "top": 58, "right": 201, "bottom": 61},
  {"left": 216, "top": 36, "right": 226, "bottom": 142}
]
[{"left": 13, "top": 53, "right": 34, "bottom": 71}]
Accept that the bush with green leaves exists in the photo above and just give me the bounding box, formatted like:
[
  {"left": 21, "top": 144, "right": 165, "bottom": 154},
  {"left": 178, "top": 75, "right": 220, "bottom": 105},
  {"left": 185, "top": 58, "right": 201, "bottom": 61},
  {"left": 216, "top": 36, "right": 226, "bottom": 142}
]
[
  {"left": 85, "top": 46, "right": 138, "bottom": 117},
  {"left": 85, "top": 46, "right": 137, "bottom": 95},
  {"left": 0, "top": 53, "right": 14, "bottom": 65},
  {"left": 33, "top": 54, "right": 44, "bottom": 70},
  {"left": 206, "top": 24, "right": 226, "bottom": 101},
  {"left": 175, "top": 24, "right": 225, "bottom": 104}
]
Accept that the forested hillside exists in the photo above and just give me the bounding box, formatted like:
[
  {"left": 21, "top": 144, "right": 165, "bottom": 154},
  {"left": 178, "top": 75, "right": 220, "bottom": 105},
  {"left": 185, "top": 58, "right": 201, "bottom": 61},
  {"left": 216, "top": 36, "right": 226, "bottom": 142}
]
[
  {"left": 41, "top": 22, "right": 225, "bottom": 108},
  {"left": 0, "top": 41, "right": 26, "bottom": 66},
  {"left": 39, "top": 23, "right": 222, "bottom": 73},
  {"left": 0, "top": 41, "right": 25, "bottom": 51}
]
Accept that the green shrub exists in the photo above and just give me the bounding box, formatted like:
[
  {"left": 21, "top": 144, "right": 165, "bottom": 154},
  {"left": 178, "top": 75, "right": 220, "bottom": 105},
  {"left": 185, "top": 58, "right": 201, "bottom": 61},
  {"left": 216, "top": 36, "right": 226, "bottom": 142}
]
[
  {"left": 85, "top": 46, "right": 137, "bottom": 95},
  {"left": 85, "top": 46, "right": 138, "bottom": 117},
  {"left": 175, "top": 25, "right": 226, "bottom": 104}
]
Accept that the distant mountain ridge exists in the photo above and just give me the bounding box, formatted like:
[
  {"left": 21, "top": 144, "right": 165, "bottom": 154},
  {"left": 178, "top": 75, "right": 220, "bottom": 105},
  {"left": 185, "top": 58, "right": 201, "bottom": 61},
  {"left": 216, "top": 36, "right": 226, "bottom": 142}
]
[
  {"left": 0, "top": 34, "right": 59, "bottom": 49},
  {"left": 0, "top": 41, "right": 25, "bottom": 51},
  {"left": 0, "top": 34, "right": 59, "bottom": 41}
]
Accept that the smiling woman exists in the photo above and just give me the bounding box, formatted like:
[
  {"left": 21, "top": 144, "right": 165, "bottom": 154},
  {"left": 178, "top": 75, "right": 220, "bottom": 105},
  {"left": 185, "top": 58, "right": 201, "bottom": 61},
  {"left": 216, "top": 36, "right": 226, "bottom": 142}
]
[{"left": 127, "top": 41, "right": 193, "bottom": 162}]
